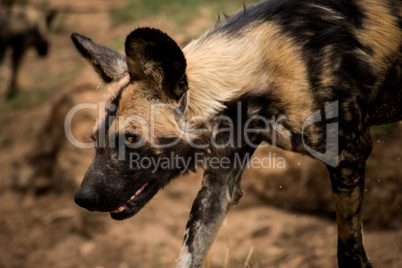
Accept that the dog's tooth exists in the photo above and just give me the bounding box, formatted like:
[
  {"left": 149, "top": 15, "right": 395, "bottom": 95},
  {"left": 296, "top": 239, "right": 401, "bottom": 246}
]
[
  {"left": 111, "top": 205, "right": 125, "bottom": 213},
  {"left": 117, "top": 205, "right": 125, "bottom": 212},
  {"left": 130, "top": 195, "right": 136, "bottom": 201},
  {"left": 135, "top": 189, "right": 142, "bottom": 197},
  {"left": 135, "top": 182, "right": 149, "bottom": 197}
]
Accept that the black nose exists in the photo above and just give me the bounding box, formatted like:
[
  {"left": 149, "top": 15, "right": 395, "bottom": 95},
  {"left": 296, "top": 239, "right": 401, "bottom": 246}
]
[{"left": 74, "top": 187, "right": 98, "bottom": 211}]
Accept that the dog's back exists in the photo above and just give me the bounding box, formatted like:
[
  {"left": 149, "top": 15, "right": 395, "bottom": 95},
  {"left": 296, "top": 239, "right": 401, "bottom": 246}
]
[{"left": 185, "top": 0, "right": 401, "bottom": 128}]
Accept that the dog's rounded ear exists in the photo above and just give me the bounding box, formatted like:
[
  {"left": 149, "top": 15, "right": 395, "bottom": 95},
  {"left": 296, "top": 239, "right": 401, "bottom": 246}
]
[
  {"left": 71, "top": 33, "right": 127, "bottom": 83},
  {"left": 125, "top": 27, "right": 188, "bottom": 99}
]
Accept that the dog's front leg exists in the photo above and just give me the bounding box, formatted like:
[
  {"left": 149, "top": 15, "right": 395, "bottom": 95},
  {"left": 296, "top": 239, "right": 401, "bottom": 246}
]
[
  {"left": 176, "top": 165, "right": 245, "bottom": 268},
  {"left": 328, "top": 129, "right": 373, "bottom": 268}
]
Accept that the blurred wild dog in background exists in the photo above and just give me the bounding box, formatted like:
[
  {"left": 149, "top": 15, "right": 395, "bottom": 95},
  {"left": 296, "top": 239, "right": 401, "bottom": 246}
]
[
  {"left": 0, "top": 4, "right": 56, "bottom": 99},
  {"left": 71, "top": 0, "right": 401, "bottom": 267}
]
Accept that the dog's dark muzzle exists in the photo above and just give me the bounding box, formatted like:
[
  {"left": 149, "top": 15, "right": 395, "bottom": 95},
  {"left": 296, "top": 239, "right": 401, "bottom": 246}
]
[{"left": 74, "top": 160, "right": 114, "bottom": 212}]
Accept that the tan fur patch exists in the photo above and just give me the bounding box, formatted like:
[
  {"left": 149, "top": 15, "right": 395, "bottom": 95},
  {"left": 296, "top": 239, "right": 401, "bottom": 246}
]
[
  {"left": 356, "top": 0, "right": 401, "bottom": 90},
  {"left": 184, "top": 22, "right": 312, "bottom": 133},
  {"left": 109, "top": 81, "right": 182, "bottom": 145}
]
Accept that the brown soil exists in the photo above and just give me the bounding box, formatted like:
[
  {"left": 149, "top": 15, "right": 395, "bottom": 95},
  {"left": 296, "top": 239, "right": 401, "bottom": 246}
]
[{"left": 0, "top": 1, "right": 401, "bottom": 267}]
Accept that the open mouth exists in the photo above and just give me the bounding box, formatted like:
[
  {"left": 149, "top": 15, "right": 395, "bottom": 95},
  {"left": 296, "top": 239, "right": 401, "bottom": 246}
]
[{"left": 109, "top": 180, "right": 157, "bottom": 220}]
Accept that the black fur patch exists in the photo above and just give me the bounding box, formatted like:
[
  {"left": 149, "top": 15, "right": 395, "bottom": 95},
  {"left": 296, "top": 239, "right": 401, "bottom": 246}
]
[
  {"left": 125, "top": 28, "right": 188, "bottom": 99},
  {"left": 212, "top": 0, "right": 363, "bottom": 35}
]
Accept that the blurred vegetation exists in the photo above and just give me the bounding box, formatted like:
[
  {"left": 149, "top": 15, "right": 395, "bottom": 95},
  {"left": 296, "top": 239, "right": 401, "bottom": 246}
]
[
  {"left": 109, "top": 37, "right": 126, "bottom": 51},
  {"left": 1, "top": 135, "right": 12, "bottom": 147},
  {"left": 371, "top": 122, "right": 399, "bottom": 134},
  {"left": 6, "top": 86, "right": 51, "bottom": 109},
  {"left": 110, "top": 0, "right": 259, "bottom": 33}
]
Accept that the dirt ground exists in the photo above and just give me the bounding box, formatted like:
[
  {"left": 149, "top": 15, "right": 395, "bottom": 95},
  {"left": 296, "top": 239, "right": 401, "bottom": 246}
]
[{"left": 0, "top": 1, "right": 401, "bottom": 268}]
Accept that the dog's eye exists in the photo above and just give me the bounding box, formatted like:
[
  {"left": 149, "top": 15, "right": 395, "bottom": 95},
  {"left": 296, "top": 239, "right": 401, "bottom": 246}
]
[
  {"left": 121, "top": 134, "right": 138, "bottom": 147},
  {"left": 125, "top": 136, "right": 135, "bottom": 144}
]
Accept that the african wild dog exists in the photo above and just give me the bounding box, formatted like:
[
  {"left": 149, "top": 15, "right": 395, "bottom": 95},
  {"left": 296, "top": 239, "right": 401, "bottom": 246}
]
[
  {"left": 0, "top": 6, "right": 56, "bottom": 99},
  {"left": 71, "top": 0, "right": 401, "bottom": 267}
]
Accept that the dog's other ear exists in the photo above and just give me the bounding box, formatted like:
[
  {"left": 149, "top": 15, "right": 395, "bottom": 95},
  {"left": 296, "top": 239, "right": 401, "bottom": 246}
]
[
  {"left": 71, "top": 33, "right": 127, "bottom": 83},
  {"left": 125, "top": 27, "right": 187, "bottom": 100}
]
